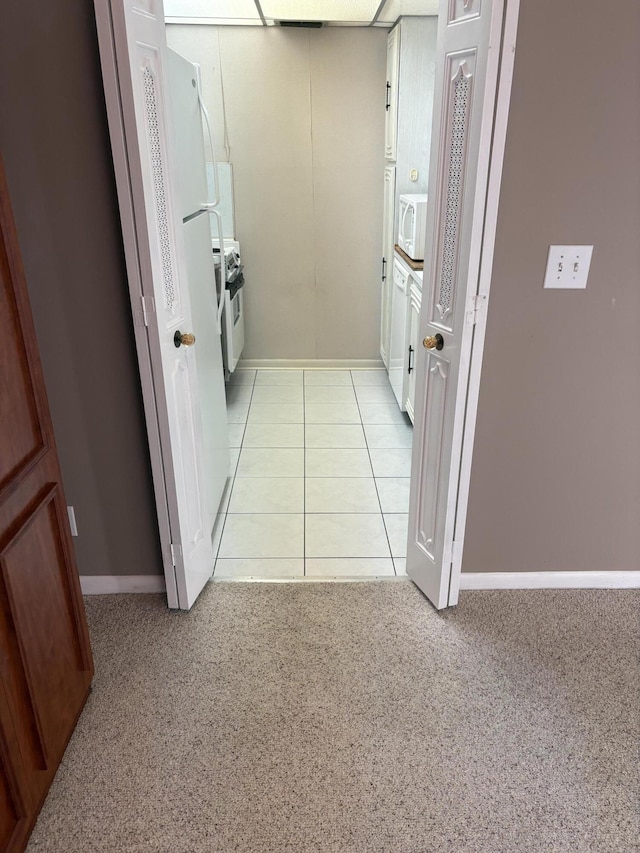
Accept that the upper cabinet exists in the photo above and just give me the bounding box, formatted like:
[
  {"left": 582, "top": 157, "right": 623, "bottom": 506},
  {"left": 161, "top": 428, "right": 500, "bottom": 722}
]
[
  {"left": 384, "top": 25, "right": 400, "bottom": 161},
  {"left": 384, "top": 18, "right": 438, "bottom": 191}
]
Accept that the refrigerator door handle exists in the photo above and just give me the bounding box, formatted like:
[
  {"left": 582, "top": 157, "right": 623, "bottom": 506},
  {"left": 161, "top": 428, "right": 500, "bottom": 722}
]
[
  {"left": 193, "top": 64, "right": 224, "bottom": 335},
  {"left": 195, "top": 64, "right": 220, "bottom": 210}
]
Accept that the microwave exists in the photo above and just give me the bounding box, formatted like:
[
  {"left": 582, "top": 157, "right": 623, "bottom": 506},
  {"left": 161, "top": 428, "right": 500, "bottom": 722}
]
[{"left": 398, "top": 193, "right": 428, "bottom": 261}]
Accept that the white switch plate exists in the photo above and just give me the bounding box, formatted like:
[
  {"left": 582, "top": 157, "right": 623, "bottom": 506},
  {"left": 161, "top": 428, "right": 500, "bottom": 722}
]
[
  {"left": 409, "top": 168, "right": 418, "bottom": 182},
  {"left": 544, "top": 245, "right": 593, "bottom": 289}
]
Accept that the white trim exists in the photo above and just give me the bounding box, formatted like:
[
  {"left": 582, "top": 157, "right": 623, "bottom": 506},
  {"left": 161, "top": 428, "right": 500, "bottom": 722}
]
[
  {"left": 237, "top": 359, "right": 385, "bottom": 370},
  {"left": 80, "top": 575, "right": 167, "bottom": 595},
  {"left": 447, "top": 0, "right": 521, "bottom": 607},
  {"left": 460, "top": 571, "right": 640, "bottom": 590}
]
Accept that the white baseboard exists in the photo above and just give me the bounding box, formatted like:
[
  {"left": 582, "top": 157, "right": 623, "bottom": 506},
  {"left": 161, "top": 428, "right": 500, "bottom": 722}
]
[
  {"left": 237, "top": 359, "right": 384, "bottom": 370},
  {"left": 80, "top": 575, "right": 166, "bottom": 595},
  {"left": 459, "top": 571, "right": 640, "bottom": 590}
]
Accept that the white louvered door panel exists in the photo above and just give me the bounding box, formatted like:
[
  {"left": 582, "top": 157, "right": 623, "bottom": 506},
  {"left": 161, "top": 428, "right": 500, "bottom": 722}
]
[
  {"left": 108, "top": 0, "right": 216, "bottom": 609},
  {"left": 407, "top": 0, "right": 506, "bottom": 609}
]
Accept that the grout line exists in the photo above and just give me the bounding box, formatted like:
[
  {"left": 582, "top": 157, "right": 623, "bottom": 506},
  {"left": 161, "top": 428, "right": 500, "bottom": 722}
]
[
  {"left": 221, "top": 369, "right": 404, "bottom": 580},
  {"left": 351, "top": 370, "right": 396, "bottom": 574}
]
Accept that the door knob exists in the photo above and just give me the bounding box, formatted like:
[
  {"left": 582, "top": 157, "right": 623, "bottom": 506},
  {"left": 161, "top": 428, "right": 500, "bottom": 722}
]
[
  {"left": 174, "top": 330, "right": 196, "bottom": 348},
  {"left": 423, "top": 334, "right": 444, "bottom": 351}
]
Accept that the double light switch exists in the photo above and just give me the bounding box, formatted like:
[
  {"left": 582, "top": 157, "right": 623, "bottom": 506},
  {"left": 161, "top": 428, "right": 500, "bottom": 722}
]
[{"left": 543, "top": 245, "right": 594, "bottom": 289}]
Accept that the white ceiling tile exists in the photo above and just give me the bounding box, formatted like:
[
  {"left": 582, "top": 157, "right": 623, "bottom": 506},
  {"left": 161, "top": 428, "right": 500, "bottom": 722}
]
[
  {"left": 377, "top": 0, "right": 440, "bottom": 24},
  {"left": 164, "top": 0, "right": 440, "bottom": 26},
  {"left": 261, "top": 0, "right": 380, "bottom": 23},
  {"left": 163, "top": 0, "right": 262, "bottom": 21}
]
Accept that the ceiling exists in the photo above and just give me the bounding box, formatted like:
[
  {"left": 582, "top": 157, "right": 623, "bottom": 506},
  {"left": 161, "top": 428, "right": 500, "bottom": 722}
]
[{"left": 163, "top": 0, "right": 440, "bottom": 27}]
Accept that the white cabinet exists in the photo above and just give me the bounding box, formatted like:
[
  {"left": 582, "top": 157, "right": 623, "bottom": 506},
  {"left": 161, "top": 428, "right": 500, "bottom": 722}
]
[
  {"left": 405, "top": 280, "right": 422, "bottom": 424},
  {"left": 390, "top": 252, "right": 423, "bottom": 419},
  {"left": 380, "top": 165, "right": 396, "bottom": 367},
  {"left": 384, "top": 25, "right": 400, "bottom": 161},
  {"left": 389, "top": 255, "right": 411, "bottom": 409},
  {"left": 380, "top": 17, "right": 437, "bottom": 392}
]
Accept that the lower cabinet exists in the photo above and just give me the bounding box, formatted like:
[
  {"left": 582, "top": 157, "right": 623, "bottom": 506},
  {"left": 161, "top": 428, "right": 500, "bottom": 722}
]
[
  {"left": 389, "top": 256, "right": 410, "bottom": 409},
  {"left": 405, "top": 282, "right": 422, "bottom": 423},
  {"left": 389, "top": 253, "right": 423, "bottom": 416}
]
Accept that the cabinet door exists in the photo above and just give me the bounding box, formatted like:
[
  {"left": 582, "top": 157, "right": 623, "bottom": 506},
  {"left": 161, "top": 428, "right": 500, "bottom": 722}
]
[
  {"left": 380, "top": 166, "right": 396, "bottom": 367},
  {"left": 405, "top": 281, "right": 422, "bottom": 424},
  {"left": 385, "top": 25, "right": 400, "bottom": 161},
  {"left": 388, "top": 256, "right": 410, "bottom": 409},
  {"left": 0, "top": 156, "right": 93, "bottom": 849}
]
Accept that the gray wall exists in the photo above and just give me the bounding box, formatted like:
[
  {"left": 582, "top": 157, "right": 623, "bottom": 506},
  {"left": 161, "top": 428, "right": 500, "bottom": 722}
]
[
  {"left": 0, "top": 1, "right": 162, "bottom": 577},
  {"left": 2, "top": 1, "right": 638, "bottom": 581},
  {"left": 463, "top": 0, "right": 640, "bottom": 573},
  {"left": 167, "top": 25, "right": 387, "bottom": 360}
]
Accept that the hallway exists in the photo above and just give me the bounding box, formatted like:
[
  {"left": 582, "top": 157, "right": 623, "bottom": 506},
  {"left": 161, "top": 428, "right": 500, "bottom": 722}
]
[{"left": 216, "top": 368, "right": 412, "bottom": 579}]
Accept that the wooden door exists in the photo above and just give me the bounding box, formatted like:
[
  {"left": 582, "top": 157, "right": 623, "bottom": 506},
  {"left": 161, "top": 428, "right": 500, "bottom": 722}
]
[{"left": 0, "top": 156, "right": 93, "bottom": 850}]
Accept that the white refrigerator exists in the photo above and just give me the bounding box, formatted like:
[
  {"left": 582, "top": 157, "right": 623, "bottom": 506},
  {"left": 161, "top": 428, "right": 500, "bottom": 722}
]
[{"left": 166, "top": 48, "right": 230, "bottom": 533}]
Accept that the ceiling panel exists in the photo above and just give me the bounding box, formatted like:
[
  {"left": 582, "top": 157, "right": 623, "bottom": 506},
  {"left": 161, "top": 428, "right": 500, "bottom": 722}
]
[
  {"left": 164, "top": 0, "right": 262, "bottom": 21},
  {"left": 376, "top": 0, "right": 440, "bottom": 23},
  {"left": 164, "top": 0, "right": 440, "bottom": 26},
  {"left": 260, "top": 0, "right": 381, "bottom": 23}
]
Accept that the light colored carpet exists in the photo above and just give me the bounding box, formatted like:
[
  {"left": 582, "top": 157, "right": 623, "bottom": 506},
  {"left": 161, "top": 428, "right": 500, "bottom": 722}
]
[{"left": 27, "top": 582, "right": 639, "bottom": 852}]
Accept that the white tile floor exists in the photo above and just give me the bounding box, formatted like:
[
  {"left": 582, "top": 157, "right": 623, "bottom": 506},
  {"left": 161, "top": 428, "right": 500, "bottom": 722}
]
[{"left": 213, "top": 368, "right": 411, "bottom": 580}]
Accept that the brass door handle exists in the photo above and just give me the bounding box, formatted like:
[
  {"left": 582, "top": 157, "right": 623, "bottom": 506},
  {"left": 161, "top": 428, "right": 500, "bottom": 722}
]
[
  {"left": 423, "top": 334, "right": 444, "bottom": 351},
  {"left": 174, "top": 331, "right": 196, "bottom": 348}
]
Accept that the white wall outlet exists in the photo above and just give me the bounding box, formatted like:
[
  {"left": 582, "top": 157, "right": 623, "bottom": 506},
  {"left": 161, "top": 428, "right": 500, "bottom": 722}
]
[
  {"left": 543, "top": 245, "right": 593, "bottom": 289},
  {"left": 409, "top": 168, "right": 418, "bottom": 182},
  {"left": 67, "top": 506, "right": 78, "bottom": 537}
]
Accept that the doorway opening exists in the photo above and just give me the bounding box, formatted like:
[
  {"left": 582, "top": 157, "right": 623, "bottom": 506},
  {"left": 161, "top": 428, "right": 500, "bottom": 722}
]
[
  {"left": 94, "top": 0, "right": 519, "bottom": 609},
  {"left": 163, "top": 10, "right": 436, "bottom": 582}
]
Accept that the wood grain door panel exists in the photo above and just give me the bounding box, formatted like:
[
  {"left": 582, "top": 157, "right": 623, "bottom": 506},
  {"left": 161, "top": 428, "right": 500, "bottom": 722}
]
[
  {"left": 0, "top": 153, "right": 94, "bottom": 850},
  {"left": 0, "top": 229, "right": 47, "bottom": 502},
  {"left": 0, "top": 680, "right": 31, "bottom": 851},
  {"left": 1, "top": 485, "right": 90, "bottom": 764}
]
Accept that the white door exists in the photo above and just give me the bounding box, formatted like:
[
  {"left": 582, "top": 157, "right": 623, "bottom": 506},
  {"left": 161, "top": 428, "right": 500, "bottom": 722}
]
[
  {"left": 407, "top": 0, "right": 507, "bottom": 609},
  {"left": 97, "top": 0, "right": 221, "bottom": 609}
]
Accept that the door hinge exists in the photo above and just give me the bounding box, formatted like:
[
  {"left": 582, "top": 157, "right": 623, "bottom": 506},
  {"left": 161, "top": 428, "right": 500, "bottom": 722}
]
[
  {"left": 140, "top": 295, "right": 156, "bottom": 327},
  {"left": 465, "top": 294, "right": 487, "bottom": 326},
  {"left": 170, "top": 542, "right": 182, "bottom": 568},
  {"left": 381, "top": 256, "right": 387, "bottom": 282}
]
